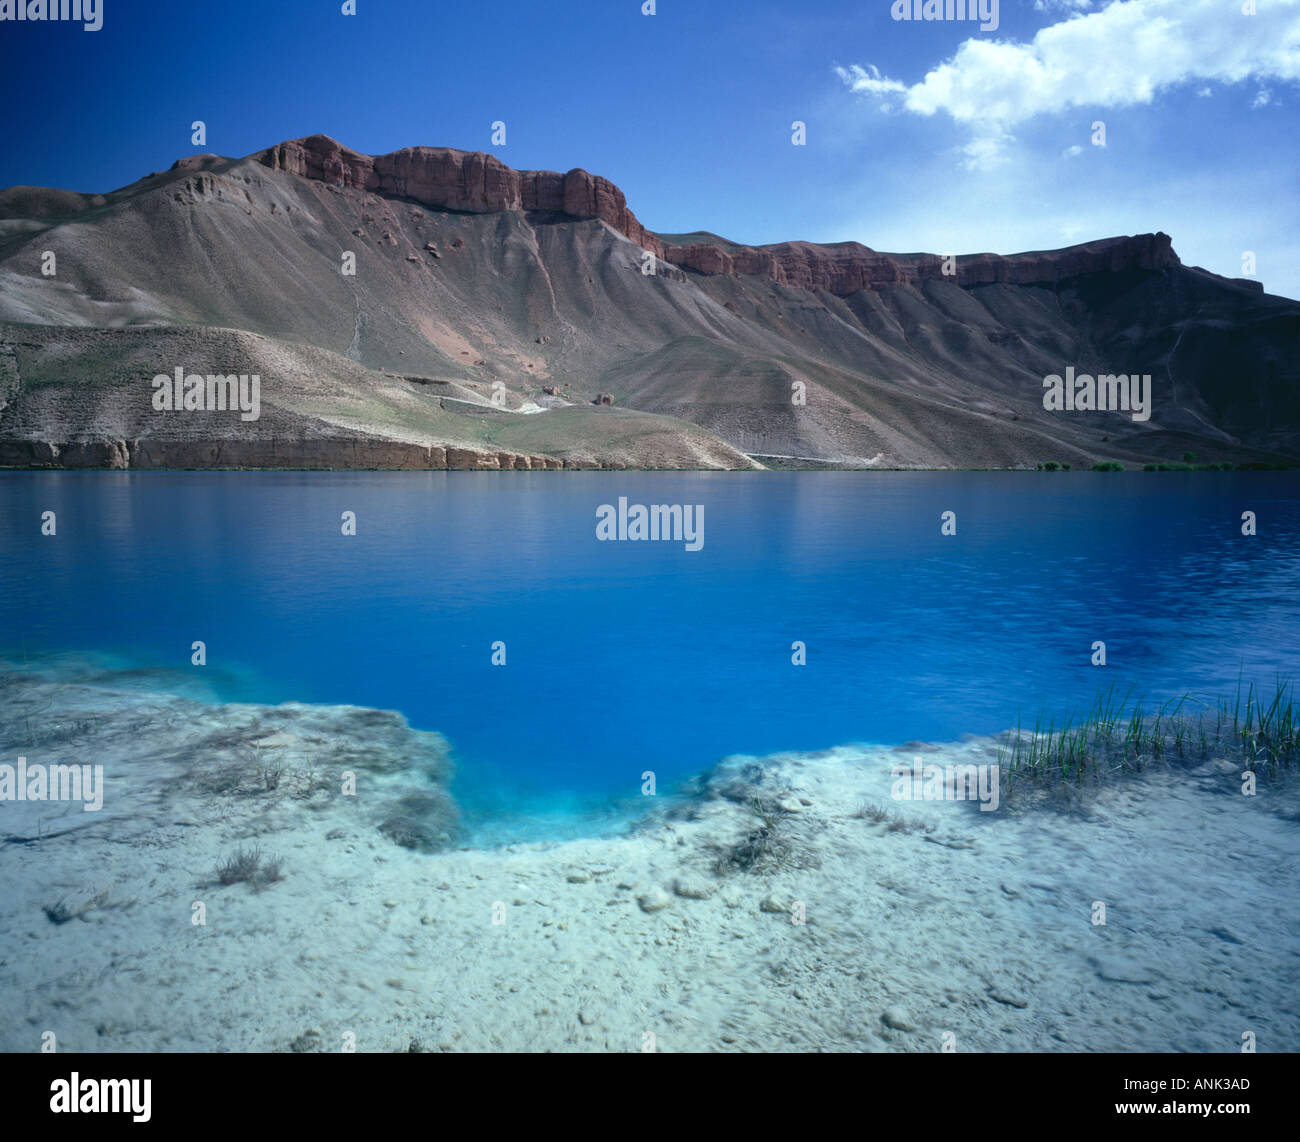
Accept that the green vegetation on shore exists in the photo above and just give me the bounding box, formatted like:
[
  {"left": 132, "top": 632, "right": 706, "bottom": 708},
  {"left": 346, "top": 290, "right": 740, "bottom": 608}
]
[{"left": 998, "top": 679, "right": 1298, "bottom": 796}]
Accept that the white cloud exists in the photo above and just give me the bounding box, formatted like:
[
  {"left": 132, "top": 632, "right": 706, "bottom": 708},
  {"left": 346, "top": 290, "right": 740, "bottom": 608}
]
[
  {"left": 1252, "top": 88, "right": 1272, "bottom": 107},
  {"left": 838, "top": 0, "right": 1300, "bottom": 156},
  {"left": 832, "top": 63, "right": 907, "bottom": 99},
  {"left": 960, "top": 128, "right": 1017, "bottom": 171},
  {"left": 1062, "top": 144, "right": 1085, "bottom": 157}
]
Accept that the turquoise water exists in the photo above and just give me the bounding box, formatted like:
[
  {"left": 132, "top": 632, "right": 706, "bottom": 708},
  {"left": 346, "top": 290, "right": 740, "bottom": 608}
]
[{"left": 2, "top": 471, "right": 1298, "bottom": 823}]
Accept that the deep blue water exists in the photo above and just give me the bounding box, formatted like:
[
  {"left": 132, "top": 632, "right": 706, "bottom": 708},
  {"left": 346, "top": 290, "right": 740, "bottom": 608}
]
[{"left": 2, "top": 471, "right": 1299, "bottom": 821}]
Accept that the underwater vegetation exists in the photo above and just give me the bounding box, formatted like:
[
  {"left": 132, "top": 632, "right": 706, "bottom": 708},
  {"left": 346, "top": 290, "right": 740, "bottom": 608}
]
[{"left": 214, "top": 845, "right": 284, "bottom": 890}]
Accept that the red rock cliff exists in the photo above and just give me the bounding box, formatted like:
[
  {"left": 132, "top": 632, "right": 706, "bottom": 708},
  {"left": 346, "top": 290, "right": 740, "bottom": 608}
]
[
  {"left": 254, "top": 136, "right": 1179, "bottom": 297},
  {"left": 663, "top": 233, "right": 1178, "bottom": 294},
  {"left": 256, "top": 135, "right": 665, "bottom": 257}
]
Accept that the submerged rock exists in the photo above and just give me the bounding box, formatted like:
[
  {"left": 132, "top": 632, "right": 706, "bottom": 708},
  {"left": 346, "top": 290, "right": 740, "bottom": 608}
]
[
  {"left": 637, "top": 887, "right": 671, "bottom": 913},
  {"left": 672, "top": 874, "right": 715, "bottom": 900},
  {"left": 882, "top": 1007, "right": 916, "bottom": 1032}
]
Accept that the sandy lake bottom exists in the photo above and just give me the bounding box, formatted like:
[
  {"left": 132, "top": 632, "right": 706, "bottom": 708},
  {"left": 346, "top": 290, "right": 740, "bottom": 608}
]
[{"left": 2, "top": 662, "right": 1296, "bottom": 1053}]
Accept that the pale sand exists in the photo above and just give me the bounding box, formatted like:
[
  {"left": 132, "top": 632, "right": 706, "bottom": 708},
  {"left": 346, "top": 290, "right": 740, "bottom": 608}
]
[{"left": 1, "top": 664, "right": 1297, "bottom": 1053}]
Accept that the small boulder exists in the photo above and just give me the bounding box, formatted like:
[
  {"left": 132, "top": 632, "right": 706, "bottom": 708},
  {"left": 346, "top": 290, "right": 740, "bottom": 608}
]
[
  {"left": 637, "top": 887, "right": 671, "bottom": 913},
  {"left": 672, "top": 874, "right": 715, "bottom": 900},
  {"left": 882, "top": 1007, "right": 915, "bottom": 1032}
]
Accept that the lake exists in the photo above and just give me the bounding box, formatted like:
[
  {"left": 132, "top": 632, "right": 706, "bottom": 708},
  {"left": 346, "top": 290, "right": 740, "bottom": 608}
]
[{"left": 2, "top": 470, "right": 1298, "bottom": 834}]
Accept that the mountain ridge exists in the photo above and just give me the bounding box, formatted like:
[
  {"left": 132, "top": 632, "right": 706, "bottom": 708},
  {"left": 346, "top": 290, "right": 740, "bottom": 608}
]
[{"left": 0, "top": 134, "right": 1295, "bottom": 470}]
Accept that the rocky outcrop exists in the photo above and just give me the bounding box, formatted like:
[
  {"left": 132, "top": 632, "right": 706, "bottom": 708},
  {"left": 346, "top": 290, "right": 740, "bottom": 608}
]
[
  {"left": 761, "top": 241, "right": 908, "bottom": 292},
  {"left": 665, "top": 234, "right": 1177, "bottom": 296},
  {"left": 256, "top": 135, "right": 666, "bottom": 257},
  {"left": 253, "top": 136, "right": 1180, "bottom": 300},
  {"left": 0, "top": 437, "right": 564, "bottom": 472},
  {"left": 0, "top": 440, "right": 131, "bottom": 468},
  {"left": 904, "top": 232, "right": 1180, "bottom": 288}
]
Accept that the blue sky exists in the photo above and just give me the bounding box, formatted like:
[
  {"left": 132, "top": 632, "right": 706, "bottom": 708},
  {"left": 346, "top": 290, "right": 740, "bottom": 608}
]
[{"left": 2, "top": 0, "right": 1297, "bottom": 296}]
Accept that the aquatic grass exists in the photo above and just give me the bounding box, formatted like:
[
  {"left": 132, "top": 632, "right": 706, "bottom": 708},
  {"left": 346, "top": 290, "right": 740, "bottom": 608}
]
[
  {"left": 854, "top": 801, "right": 935, "bottom": 835},
  {"left": 999, "top": 679, "right": 1299, "bottom": 797},
  {"left": 293, "top": 760, "right": 324, "bottom": 798},
  {"left": 216, "top": 846, "right": 262, "bottom": 885},
  {"left": 43, "top": 888, "right": 109, "bottom": 925},
  {"left": 715, "top": 796, "right": 796, "bottom": 875},
  {"left": 215, "top": 845, "right": 284, "bottom": 889},
  {"left": 377, "top": 790, "right": 459, "bottom": 852}
]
